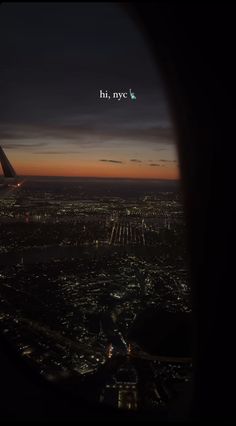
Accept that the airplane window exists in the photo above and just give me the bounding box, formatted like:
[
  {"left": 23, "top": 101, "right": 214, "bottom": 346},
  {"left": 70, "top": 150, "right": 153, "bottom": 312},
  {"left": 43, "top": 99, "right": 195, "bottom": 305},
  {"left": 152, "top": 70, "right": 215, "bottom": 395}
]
[{"left": 0, "top": 2, "right": 192, "bottom": 416}]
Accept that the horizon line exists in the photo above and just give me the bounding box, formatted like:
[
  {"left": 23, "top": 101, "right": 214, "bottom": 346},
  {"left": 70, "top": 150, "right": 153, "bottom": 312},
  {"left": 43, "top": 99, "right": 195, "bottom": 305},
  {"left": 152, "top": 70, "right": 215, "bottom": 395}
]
[{"left": 16, "top": 174, "right": 180, "bottom": 182}]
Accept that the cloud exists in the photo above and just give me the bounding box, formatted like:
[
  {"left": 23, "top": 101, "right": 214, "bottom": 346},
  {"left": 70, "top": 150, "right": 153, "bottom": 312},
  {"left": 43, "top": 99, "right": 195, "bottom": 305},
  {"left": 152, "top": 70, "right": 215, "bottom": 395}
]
[
  {"left": 1, "top": 142, "right": 49, "bottom": 149},
  {"left": 160, "top": 159, "right": 177, "bottom": 163},
  {"left": 151, "top": 148, "right": 168, "bottom": 152},
  {"left": 130, "top": 159, "right": 142, "bottom": 163},
  {"left": 0, "top": 120, "right": 175, "bottom": 151},
  {"left": 35, "top": 150, "right": 80, "bottom": 155},
  {"left": 99, "top": 159, "right": 123, "bottom": 164},
  {"left": 149, "top": 163, "right": 160, "bottom": 167}
]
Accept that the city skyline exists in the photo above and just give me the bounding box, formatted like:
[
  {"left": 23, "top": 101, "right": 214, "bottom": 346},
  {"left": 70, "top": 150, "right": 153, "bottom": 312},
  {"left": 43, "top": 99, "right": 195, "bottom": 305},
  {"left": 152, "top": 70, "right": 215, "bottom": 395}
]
[{"left": 0, "top": 3, "right": 179, "bottom": 180}]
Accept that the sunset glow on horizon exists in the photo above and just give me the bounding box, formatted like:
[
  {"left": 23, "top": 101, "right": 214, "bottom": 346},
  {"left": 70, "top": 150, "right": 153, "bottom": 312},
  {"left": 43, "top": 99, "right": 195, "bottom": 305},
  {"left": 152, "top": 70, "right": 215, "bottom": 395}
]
[
  {"left": 1, "top": 144, "right": 179, "bottom": 180},
  {"left": 9, "top": 160, "right": 179, "bottom": 180}
]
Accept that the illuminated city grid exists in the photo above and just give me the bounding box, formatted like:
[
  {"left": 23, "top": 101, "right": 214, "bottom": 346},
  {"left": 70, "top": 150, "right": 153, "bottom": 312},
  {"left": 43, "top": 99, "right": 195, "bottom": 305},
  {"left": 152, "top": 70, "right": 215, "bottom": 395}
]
[{"left": 0, "top": 178, "right": 192, "bottom": 411}]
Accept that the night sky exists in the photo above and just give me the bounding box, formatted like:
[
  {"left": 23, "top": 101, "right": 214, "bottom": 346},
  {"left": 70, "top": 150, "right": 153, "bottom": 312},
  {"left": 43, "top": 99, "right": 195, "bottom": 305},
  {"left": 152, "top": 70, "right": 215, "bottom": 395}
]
[{"left": 0, "top": 2, "right": 178, "bottom": 179}]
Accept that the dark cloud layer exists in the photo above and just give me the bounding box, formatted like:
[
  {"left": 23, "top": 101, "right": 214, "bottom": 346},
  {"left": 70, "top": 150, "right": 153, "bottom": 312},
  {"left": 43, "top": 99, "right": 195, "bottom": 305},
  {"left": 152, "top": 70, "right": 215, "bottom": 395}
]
[
  {"left": 99, "top": 159, "right": 123, "bottom": 164},
  {"left": 35, "top": 151, "right": 80, "bottom": 155},
  {"left": 160, "top": 159, "right": 177, "bottom": 163},
  {"left": 0, "top": 122, "right": 174, "bottom": 152}
]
